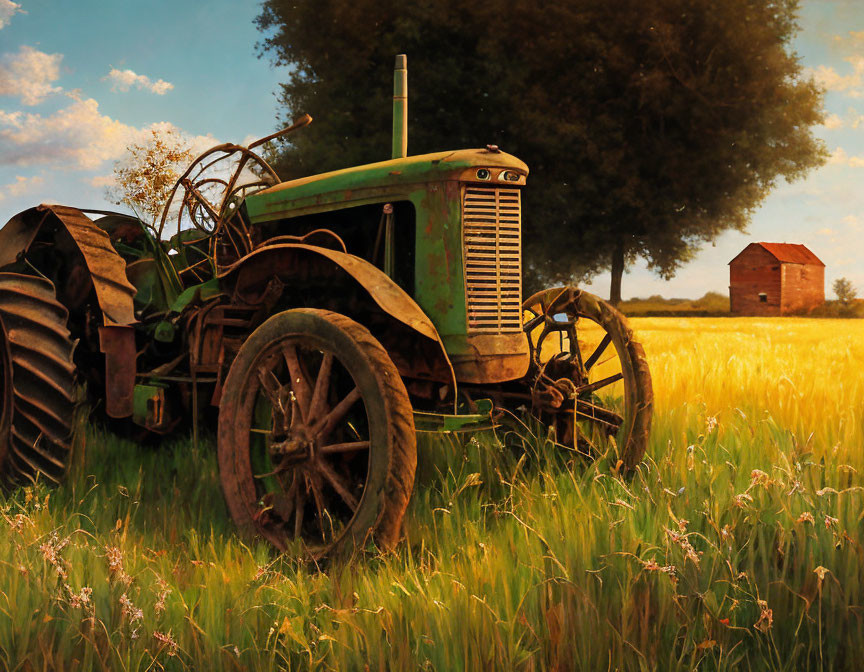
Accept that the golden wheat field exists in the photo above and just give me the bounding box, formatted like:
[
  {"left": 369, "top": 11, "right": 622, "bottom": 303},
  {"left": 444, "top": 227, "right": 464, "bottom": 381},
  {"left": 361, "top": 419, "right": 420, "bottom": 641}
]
[{"left": 0, "top": 317, "right": 861, "bottom": 671}]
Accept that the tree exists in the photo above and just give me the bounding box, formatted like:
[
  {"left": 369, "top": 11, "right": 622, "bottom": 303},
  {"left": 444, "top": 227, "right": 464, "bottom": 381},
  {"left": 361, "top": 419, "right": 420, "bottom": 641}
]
[
  {"left": 833, "top": 277, "right": 857, "bottom": 305},
  {"left": 256, "top": 0, "right": 827, "bottom": 301},
  {"left": 106, "top": 127, "right": 192, "bottom": 235}
]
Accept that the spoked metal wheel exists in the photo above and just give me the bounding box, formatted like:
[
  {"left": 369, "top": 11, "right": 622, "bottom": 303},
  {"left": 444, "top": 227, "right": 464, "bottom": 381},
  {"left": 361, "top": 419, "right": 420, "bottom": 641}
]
[
  {"left": 522, "top": 286, "right": 652, "bottom": 469},
  {"left": 218, "top": 309, "right": 416, "bottom": 559}
]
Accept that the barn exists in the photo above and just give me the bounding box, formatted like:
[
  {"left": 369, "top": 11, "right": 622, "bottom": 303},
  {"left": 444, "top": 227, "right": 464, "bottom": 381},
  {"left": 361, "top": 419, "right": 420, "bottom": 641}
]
[{"left": 728, "top": 242, "right": 825, "bottom": 316}]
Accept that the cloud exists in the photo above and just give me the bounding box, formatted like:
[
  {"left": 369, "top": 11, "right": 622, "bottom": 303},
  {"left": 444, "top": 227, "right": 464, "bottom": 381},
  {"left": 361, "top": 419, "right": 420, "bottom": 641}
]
[
  {"left": 811, "top": 61, "right": 864, "bottom": 95},
  {"left": 826, "top": 147, "right": 864, "bottom": 167},
  {"left": 823, "top": 113, "right": 844, "bottom": 129},
  {"left": 810, "top": 32, "right": 864, "bottom": 98},
  {"left": 0, "top": 46, "right": 64, "bottom": 105},
  {"left": 88, "top": 174, "right": 116, "bottom": 188},
  {"left": 0, "top": 0, "right": 22, "bottom": 29},
  {"left": 104, "top": 68, "right": 173, "bottom": 95},
  {"left": 0, "top": 174, "right": 44, "bottom": 201},
  {"left": 0, "top": 97, "right": 154, "bottom": 169},
  {"left": 828, "top": 147, "right": 849, "bottom": 164},
  {"left": 0, "top": 97, "right": 217, "bottom": 170},
  {"left": 841, "top": 214, "right": 862, "bottom": 231}
]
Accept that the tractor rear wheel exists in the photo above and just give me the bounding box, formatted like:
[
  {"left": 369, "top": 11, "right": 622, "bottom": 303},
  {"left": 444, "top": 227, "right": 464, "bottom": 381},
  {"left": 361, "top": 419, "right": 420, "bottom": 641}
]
[
  {"left": 218, "top": 308, "right": 416, "bottom": 559},
  {"left": 0, "top": 273, "right": 77, "bottom": 485}
]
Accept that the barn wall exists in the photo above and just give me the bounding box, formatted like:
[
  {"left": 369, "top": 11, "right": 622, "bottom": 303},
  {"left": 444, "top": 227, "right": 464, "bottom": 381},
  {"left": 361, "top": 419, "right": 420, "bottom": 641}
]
[
  {"left": 729, "top": 246, "right": 781, "bottom": 316},
  {"left": 781, "top": 264, "right": 825, "bottom": 314}
]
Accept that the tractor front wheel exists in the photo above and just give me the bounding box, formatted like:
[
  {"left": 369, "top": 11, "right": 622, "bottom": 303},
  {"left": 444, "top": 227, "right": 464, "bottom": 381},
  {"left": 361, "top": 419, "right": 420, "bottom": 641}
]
[
  {"left": 218, "top": 308, "right": 416, "bottom": 559},
  {"left": 521, "top": 287, "right": 653, "bottom": 470}
]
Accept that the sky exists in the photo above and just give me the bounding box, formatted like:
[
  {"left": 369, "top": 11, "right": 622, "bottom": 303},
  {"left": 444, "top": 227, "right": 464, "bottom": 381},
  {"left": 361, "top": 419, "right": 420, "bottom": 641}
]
[{"left": 0, "top": 0, "right": 862, "bottom": 300}]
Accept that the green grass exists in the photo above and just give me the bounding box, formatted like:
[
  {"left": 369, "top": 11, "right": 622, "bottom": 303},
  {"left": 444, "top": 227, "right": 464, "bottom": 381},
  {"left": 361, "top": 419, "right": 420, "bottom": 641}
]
[
  {"left": 619, "top": 291, "right": 730, "bottom": 316},
  {"left": 0, "top": 318, "right": 861, "bottom": 670}
]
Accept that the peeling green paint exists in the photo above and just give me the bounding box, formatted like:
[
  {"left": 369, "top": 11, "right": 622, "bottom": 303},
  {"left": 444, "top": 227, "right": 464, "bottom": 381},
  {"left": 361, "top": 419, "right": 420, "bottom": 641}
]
[{"left": 244, "top": 148, "right": 528, "bottom": 356}]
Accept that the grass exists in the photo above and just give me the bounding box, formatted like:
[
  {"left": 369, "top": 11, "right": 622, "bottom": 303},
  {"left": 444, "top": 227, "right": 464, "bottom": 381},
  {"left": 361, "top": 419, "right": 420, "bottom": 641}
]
[
  {"left": 0, "top": 317, "right": 862, "bottom": 670},
  {"left": 619, "top": 291, "right": 730, "bottom": 316}
]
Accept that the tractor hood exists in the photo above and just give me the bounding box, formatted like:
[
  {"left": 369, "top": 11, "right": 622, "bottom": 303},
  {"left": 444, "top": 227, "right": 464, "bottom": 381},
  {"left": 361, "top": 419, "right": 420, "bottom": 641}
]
[{"left": 246, "top": 148, "right": 528, "bottom": 222}]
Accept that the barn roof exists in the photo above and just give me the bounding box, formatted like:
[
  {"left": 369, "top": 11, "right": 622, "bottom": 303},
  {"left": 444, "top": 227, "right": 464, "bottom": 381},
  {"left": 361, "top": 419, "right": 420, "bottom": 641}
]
[{"left": 729, "top": 242, "right": 825, "bottom": 266}]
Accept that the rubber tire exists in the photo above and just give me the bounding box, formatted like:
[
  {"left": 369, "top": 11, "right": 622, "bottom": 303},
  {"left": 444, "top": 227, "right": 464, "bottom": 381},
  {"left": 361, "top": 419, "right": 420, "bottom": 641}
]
[
  {"left": 0, "top": 273, "right": 77, "bottom": 485},
  {"left": 218, "top": 308, "right": 416, "bottom": 557}
]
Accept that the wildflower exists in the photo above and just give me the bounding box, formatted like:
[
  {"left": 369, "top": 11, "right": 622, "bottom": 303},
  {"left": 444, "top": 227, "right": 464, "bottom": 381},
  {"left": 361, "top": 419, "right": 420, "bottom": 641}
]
[
  {"left": 39, "top": 534, "right": 69, "bottom": 580},
  {"left": 106, "top": 546, "right": 123, "bottom": 573},
  {"left": 105, "top": 546, "right": 132, "bottom": 585},
  {"left": 153, "top": 630, "right": 179, "bottom": 656},
  {"left": 706, "top": 416, "right": 718, "bottom": 434},
  {"left": 733, "top": 493, "right": 753, "bottom": 508},
  {"left": 67, "top": 586, "right": 92, "bottom": 608},
  {"left": 797, "top": 512, "right": 815, "bottom": 524},
  {"left": 720, "top": 525, "right": 733, "bottom": 542},
  {"left": 786, "top": 480, "right": 805, "bottom": 496},
  {"left": 642, "top": 558, "right": 676, "bottom": 575},
  {"left": 9, "top": 514, "right": 30, "bottom": 533},
  {"left": 814, "top": 566, "right": 830, "bottom": 585},
  {"left": 750, "top": 469, "right": 771, "bottom": 486},
  {"left": 677, "top": 518, "right": 689, "bottom": 532},
  {"left": 154, "top": 583, "right": 171, "bottom": 615},
  {"left": 824, "top": 515, "right": 839, "bottom": 529},
  {"left": 754, "top": 599, "right": 773, "bottom": 633},
  {"left": 119, "top": 593, "right": 143, "bottom": 623},
  {"left": 666, "top": 528, "right": 701, "bottom": 566}
]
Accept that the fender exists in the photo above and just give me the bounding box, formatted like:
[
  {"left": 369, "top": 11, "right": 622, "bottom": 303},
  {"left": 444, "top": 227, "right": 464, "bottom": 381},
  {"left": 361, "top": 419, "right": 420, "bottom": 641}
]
[
  {"left": 220, "top": 243, "right": 457, "bottom": 396},
  {"left": 0, "top": 204, "right": 138, "bottom": 417}
]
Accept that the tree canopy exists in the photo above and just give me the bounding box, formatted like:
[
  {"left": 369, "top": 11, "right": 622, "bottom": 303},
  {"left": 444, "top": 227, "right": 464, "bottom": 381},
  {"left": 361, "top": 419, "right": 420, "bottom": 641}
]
[{"left": 256, "top": 0, "right": 826, "bottom": 300}]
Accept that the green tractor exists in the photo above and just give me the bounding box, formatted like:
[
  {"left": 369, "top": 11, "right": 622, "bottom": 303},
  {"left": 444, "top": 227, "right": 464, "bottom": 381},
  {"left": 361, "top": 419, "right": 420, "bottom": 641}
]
[{"left": 0, "top": 56, "right": 652, "bottom": 558}]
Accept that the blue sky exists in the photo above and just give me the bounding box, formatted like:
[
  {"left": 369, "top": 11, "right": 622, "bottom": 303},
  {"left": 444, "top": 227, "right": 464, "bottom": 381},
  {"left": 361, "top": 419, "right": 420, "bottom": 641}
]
[{"left": 0, "top": 0, "right": 862, "bottom": 299}]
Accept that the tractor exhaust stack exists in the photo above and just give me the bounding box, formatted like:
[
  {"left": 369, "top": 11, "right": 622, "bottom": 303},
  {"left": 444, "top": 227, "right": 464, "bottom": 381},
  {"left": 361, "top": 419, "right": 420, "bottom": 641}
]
[{"left": 392, "top": 54, "right": 408, "bottom": 159}]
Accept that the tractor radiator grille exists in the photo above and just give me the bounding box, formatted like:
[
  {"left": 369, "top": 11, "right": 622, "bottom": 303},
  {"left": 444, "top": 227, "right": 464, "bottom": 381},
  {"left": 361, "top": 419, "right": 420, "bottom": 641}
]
[{"left": 462, "top": 186, "right": 523, "bottom": 333}]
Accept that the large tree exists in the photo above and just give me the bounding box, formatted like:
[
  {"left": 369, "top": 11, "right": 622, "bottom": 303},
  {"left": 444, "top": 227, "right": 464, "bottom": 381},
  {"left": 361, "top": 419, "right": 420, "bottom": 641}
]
[{"left": 256, "top": 0, "right": 826, "bottom": 301}]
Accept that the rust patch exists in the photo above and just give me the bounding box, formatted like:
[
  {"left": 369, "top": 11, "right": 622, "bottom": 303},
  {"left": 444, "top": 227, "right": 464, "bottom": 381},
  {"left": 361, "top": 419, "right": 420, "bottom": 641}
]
[
  {"left": 0, "top": 205, "right": 137, "bottom": 327},
  {"left": 99, "top": 325, "right": 136, "bottom": 418}
]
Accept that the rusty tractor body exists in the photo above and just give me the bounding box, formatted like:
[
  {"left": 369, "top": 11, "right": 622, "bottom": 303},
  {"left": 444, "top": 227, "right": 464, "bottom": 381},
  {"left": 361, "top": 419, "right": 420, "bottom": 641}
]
[{"left": 0, "top": 56, "right": 652, "bottom": 558}]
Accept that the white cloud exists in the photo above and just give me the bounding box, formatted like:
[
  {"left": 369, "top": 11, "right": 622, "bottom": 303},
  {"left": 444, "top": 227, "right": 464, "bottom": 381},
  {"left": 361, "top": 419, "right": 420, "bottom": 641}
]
[
  {"left": 88, "top": 174, "right": 115, "bottom": 188},
  {"left": 817, "top": 227, "right": 835, "bottom": 236},
  {"left": 0, "top": 46, "right": 64, "bottom": 105},
  {"left": 826, "top": 146, "right": 864, "bottom": 167},
  {"left": 0, "top": 0, "right": 22, "bottom": 30},
  {"left": 828, "top": 147, "right": 849, "bottom": 164},
  {"left": 823, "top": 113, "right": 844, "bottom": 129},
  {"left": 0, "top": 97, "right": 153, "bottom": 169},
  {"left": 0, "top": 97, "right": 217, "bottom": 171},
  {"left": 841, "top": 214, "right": 862, "bottom": 231},
  {"left": 811, "top": 62, "right": 864, "bottom": 94},
  {"left": 0, "top": 174, "right": 44, "bottom": 201},
  {"left": 104, "top": 68, "right": 173, "bottom": 95}
]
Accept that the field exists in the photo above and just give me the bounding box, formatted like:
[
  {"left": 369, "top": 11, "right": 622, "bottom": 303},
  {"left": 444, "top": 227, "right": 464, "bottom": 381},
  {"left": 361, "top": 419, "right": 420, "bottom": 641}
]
[{"left": 0, "top": 318, "right": 861, "bottom": 671}]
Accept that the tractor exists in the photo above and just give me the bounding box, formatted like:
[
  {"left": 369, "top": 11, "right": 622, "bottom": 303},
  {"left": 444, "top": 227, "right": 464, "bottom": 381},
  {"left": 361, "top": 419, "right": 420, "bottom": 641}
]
[{"left": 0, "top": 56, "right": 652, "bottom": 558}]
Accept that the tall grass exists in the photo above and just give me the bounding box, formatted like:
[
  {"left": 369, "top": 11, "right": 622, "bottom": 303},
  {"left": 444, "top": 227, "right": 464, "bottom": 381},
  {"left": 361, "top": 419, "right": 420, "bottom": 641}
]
[{"left": 0, "top": 318, "right": 861, "bottom": 670}]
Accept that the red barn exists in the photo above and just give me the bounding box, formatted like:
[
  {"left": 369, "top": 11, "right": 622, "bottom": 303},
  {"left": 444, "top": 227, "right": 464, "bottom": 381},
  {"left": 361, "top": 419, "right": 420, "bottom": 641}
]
[{"left": 729, "top": 243, "right": 825, "bottom": 316}]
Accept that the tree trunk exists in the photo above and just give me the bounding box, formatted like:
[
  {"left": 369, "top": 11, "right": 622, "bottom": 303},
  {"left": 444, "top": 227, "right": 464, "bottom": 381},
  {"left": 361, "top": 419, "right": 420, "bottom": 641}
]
[{"left": 609, "top": 240, "right": 625, "bottom": 306}]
